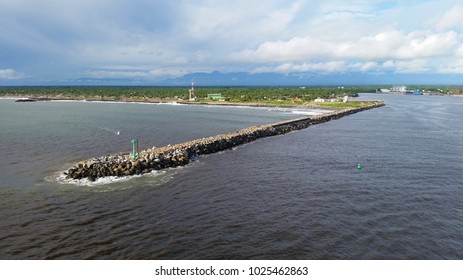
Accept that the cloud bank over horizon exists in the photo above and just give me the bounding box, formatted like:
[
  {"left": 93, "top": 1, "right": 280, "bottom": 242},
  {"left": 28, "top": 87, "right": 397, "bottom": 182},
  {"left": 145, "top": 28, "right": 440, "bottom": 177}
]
[{"left": 1, "top": 0, "right": 463, "bottom": 85}]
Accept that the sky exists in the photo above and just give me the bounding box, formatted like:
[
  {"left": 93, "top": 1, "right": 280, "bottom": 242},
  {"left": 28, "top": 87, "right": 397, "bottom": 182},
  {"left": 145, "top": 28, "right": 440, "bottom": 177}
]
[{"left": 1, "top": 0, "right": 463, "bottom": 86}]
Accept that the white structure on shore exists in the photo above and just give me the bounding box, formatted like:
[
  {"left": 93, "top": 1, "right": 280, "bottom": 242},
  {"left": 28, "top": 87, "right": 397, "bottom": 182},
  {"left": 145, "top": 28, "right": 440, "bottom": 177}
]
[
  {"left": 188, "top": 80, "right": 196, "bottom": 101},
  {"left": 391, "top": 85, "right": 407, "bottom": 93}
]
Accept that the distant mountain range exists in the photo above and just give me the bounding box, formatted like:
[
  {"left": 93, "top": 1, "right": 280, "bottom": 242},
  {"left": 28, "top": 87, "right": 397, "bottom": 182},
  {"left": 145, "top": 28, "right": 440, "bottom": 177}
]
[
  {"left": 3, "top": 71, "right": 463, "bottom": 86},
  {"left": 76, "top": 71, "right": 463, "bottom": 86}
]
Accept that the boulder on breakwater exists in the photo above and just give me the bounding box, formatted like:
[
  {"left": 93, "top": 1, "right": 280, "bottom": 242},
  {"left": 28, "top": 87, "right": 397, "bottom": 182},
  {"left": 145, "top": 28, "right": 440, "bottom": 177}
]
[{"left": 65, "top": 102, "right": 384, "bottom": 181}]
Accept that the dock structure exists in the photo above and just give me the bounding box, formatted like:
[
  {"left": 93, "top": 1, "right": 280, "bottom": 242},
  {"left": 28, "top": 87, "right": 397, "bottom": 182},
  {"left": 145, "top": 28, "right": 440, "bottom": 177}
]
[{"left": 65, "top": 101, "right": 384, "bottom": 181}]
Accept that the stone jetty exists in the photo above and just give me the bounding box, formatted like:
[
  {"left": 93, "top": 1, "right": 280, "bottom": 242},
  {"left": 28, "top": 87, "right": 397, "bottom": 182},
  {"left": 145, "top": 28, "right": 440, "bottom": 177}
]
[{"left": 65, "top": 101, "right": 384, "bottom": 181}]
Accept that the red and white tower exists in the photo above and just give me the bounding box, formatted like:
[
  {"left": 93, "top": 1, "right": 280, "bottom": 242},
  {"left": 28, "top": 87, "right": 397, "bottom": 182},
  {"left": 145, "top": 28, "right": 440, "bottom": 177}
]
[{"left": 189, "top": 80, "right": 195, "bottom": 101}]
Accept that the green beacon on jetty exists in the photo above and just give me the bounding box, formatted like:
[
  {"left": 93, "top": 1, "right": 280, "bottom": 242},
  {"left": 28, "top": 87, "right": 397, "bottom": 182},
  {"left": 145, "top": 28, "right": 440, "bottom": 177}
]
[{"left": 131, "top": 139, "right": 139, "bottom": 159}]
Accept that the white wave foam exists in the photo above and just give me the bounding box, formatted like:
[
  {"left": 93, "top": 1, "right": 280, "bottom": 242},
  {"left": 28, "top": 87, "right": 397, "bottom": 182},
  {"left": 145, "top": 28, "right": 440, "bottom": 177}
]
[
  {"left": 291, "top": 110, "right": 324, "bottom": 115},
  {"left": 163, "top": 101, "right": 185, "bottom": 106},
  {"left": 46, "top": 169, "right": 169, "bottom": 188}
]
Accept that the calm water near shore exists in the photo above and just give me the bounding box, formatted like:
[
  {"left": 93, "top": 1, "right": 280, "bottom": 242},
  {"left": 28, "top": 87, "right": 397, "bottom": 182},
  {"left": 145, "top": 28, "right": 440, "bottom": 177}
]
[{"left": 1, "top": 94, "right": 462, "bottom": 259}]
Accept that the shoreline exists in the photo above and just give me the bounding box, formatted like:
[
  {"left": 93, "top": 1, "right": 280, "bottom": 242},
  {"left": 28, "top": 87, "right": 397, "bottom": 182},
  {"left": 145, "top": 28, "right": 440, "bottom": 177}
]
[
  {"left": 4, "top": 94, "right": 367, "bottom": 111},
  {"left": 64, "top": 101, "right": 385, "bottom": 182},
  {"left": 7, "top": 96, "right": 335, "bottom": 116}
]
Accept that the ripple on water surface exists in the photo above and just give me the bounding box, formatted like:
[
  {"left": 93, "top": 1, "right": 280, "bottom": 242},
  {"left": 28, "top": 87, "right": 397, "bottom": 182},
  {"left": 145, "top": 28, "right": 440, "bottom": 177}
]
[{"left": 1, "top": 95, "right": 463, "bottom": 259}]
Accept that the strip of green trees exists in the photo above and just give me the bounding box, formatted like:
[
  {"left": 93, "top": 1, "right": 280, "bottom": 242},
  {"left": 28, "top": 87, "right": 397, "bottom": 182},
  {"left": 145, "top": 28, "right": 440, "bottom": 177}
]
[
  {"left": 0, "top": 86, "right": 369, "bottom": 102},
  {"left": 0, "top": 85, "right": 460, "bottom": 104}
]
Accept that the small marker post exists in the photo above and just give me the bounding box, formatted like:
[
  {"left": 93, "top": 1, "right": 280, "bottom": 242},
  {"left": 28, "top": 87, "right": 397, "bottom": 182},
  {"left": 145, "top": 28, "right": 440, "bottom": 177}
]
[{"left": 131, "top": 139, "right": 138, "bottom": 158}]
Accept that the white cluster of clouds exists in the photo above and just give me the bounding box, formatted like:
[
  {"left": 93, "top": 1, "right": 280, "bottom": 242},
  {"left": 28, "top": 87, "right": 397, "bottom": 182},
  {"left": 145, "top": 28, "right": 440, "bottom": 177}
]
[
  {"left": 1, "top": 0, "right": 463, "bottom": 83},
  {"left": 238, "top": 30, "right": 459, "bottom": 74},
  {"left": 233, "top": 2, "right": 463, "bottom": 76},
  {"left": 240, "top": 31, "right": 459, "bottom": 61},
  {"left": 0, "top": 68, "right": 25, "bottom": 80}
]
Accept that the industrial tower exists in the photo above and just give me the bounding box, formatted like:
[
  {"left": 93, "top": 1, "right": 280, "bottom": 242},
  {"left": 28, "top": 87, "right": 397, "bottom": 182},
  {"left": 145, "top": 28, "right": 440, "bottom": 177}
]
[{"left": 188, "top": 80, "right": 196, "bottom": 101}]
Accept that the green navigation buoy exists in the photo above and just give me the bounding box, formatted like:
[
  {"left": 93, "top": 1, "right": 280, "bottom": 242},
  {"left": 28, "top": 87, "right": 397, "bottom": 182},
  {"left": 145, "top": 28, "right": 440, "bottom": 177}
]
[
  {"left": 357, "top": 163, "right": 362, "bottom": 170},
  {"left": 131, "top": 139, "right": 139, "bottom": 158}
]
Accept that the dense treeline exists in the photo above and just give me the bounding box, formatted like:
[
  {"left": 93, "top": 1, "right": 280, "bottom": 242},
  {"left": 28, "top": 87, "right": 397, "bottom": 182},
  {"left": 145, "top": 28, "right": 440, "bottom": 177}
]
[
  {"left": 2, "top": 85, "right": 460, "bottom": 105},
  {"left": 0, "top": 86, "right": 375, "bottom": 103}
]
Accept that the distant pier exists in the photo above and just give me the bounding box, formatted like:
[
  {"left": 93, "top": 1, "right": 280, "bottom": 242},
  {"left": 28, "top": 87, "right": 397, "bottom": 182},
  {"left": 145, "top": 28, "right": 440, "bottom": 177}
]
[{"left": 65, "top": 101, "right": 384, "bottom": 181}]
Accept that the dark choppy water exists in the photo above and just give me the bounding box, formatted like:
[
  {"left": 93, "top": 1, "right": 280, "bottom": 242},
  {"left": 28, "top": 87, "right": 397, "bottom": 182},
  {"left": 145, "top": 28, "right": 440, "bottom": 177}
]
[{"left": 1, "top": 94, "right": 462, "bottom": 259}]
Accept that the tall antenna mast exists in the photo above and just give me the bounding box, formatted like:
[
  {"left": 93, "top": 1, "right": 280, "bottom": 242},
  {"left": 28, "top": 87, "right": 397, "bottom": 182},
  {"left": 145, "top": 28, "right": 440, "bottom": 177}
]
[{"left": 189, "top": 79, "right": 195, "bottom": 101}]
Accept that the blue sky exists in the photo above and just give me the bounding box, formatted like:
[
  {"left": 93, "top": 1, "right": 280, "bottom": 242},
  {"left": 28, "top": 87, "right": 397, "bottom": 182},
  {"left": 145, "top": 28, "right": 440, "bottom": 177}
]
[{"left": 1, "top": 0, "right": 463, "bottom": 86}]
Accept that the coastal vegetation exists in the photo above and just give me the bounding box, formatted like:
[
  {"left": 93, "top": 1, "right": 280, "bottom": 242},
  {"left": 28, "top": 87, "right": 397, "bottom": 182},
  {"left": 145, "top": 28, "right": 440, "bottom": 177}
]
[
  {"left": 0, "top": 86, "right": 374, "bottom": 108},
  {"left": 1, "top": 85, "right": 460, "bottom": 109},
  {"left": 0, "top": 86, "right": 365, "bottom": 101}
]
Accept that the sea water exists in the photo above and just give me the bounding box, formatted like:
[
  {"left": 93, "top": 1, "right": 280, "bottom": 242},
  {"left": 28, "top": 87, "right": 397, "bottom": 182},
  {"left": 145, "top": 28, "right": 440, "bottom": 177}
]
[{"left": 0, "top": 94, "right": 462, "bottom": 259}]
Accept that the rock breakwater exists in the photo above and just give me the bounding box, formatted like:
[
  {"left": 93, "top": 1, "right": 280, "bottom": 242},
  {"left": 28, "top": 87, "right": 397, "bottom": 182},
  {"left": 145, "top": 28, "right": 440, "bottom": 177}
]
[{"left": 65, "top": 102, "right": 384, "bottom": 181}]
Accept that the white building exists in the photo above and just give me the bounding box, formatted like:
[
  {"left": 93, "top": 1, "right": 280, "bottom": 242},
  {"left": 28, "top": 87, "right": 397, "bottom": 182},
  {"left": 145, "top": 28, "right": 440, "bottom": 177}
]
[{"left": 391, "top": 85, "right": 407, "bottom": 92}]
